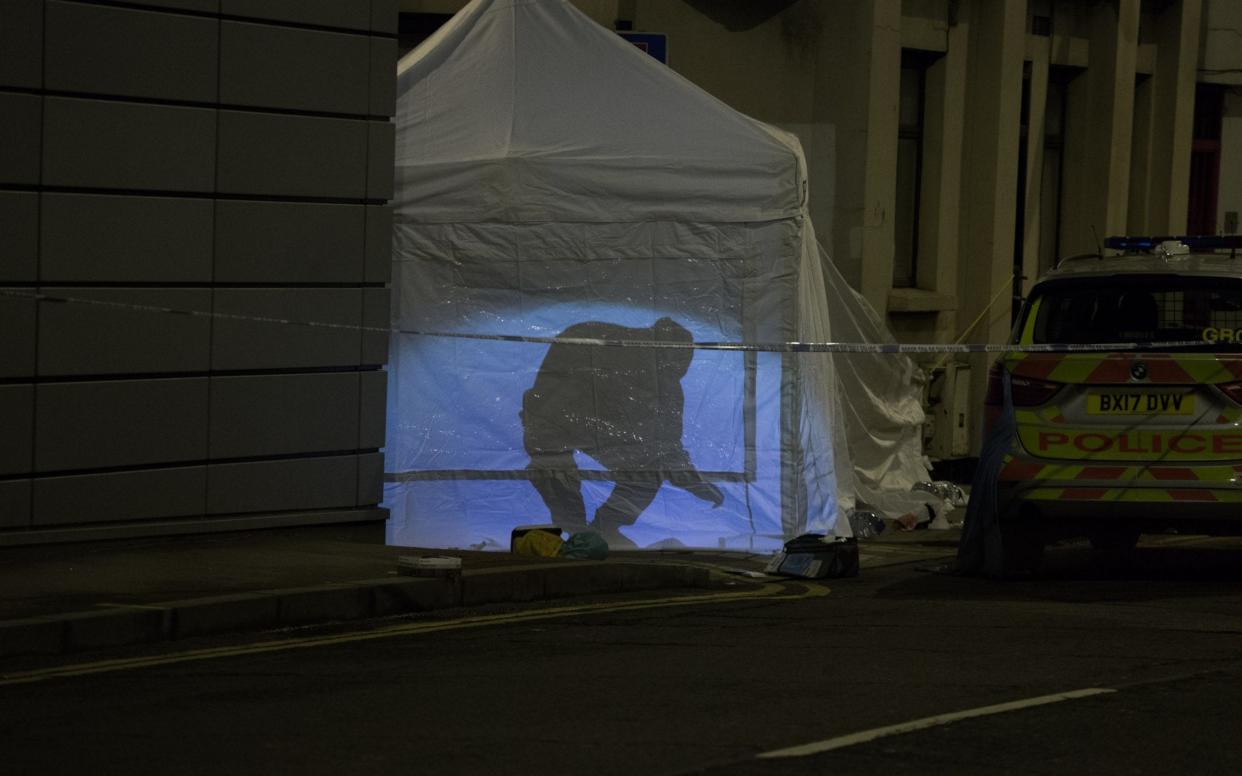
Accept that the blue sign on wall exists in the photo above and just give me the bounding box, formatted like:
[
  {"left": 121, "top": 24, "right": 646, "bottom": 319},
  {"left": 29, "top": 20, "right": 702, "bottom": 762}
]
[{"left": 618, "top": 32, "right": 668, "bottom": 64}]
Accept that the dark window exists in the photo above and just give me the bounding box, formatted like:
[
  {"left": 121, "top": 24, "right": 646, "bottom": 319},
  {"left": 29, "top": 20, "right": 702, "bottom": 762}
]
[
  {"left": 1027, "top": 275, "right": 1242, "bottom": 348},
  {"left": 1188, "top": 84, "right": 1225, "bottom": 236},
  {"left": 893, "top": 51, "right": 937, "bottom": 288},
  {"left": 1042, "top": 70, "right": 1072, "bottom": 270}
]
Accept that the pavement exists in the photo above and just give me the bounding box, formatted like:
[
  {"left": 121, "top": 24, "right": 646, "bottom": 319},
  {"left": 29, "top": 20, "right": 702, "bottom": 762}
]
[{"left": 0, "top": 521, "right": 962, "bottom": 661}]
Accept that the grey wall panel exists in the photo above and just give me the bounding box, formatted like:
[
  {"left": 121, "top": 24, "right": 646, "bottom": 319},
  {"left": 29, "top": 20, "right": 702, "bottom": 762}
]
[
  {"left": 37, "top": 288, "right": 212, "bottom": 376},
  {"left": 0, "top": 480, "right": 31, "bottom": 529},
  {"left": 221, "top": 22, "right": 369, "bottom": 115},
  {"left": 0, "top": 0, "right": 43, "bottom": 89},
  {"left": 0, "top": 291, "right": 36, "bottom": 379},
  {"left": 361, "top": 287, "right": 388, "bottom": 366},
  {"left": 358, "top": 370, "right": 386, "bottom": 449},
  {"left": 206, "top": 455, "right": 357, "bottom": 514},
  {"left": 0, "top": 385, "right": 34, "bottom": 475},
  {"left": 45, "top": 1, "right": 219, "bottom": 102},
  {"left": 4, "top": 0, "right": 393, "bottom": 544},
  {"left": 41, "top": 194, "right": 214, "bottom": 282},
  {"left": 212, "top": 288, "right": 362, "bottom": 370},
  {"left": 42, "top": 98, "right": 216, "bottom": 192},
  {"left": 214, "top": 201, "right": 364, "bottom": 282},
  {"left": 366, "top": 120, "right": 395, "bottom": 201},
  {"left": 368, "top": 37, "right": 396, "bottom": 116},
  {"left": 220, "top": 0, "right": 369, "bottom": 31},
  {"left": 356, "top": 451, "right": 382, "bottom": 505},
  {"left": 209, "top": 373, "right": 359, "bottom": 458},
  {"left": 0, "top": 192, "right": 38, "bottom": 281},
  {"left": 35, "top": 378, "right": 209, "bottom": 471},
  {"left": 217, "top": 111, "right": 367, "bottom": 198},
  {"left": 363, "top": 205, "right": 392, "bottom": 283},
  {"left": 134, "top": 0, "right": 219, "bottom": 11},
  {"left": 32, "top": 466, "right": 207, "bottom": 525},
  {"left": 371, "top": 0, "right": 398, "bottom": 34},
  {"left": 0, "top": 93, "right": 42, "bottom": 185}
]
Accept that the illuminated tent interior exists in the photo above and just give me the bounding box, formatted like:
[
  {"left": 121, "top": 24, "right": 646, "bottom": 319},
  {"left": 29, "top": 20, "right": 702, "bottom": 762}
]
[{"left": 385, "top": 0, "right": 929, "bottom": 551}]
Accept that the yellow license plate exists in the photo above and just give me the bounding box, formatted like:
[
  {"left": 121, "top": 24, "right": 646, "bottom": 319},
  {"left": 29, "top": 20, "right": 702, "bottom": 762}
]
[{"left": 1087, "top": 392, "right": 1196, "bottom": 415}]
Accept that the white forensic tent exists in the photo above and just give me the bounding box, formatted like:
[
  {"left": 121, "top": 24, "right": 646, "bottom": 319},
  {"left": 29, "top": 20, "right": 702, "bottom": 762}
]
[{"left": 385, "top": 0, "right": 929, "bottom": 551}]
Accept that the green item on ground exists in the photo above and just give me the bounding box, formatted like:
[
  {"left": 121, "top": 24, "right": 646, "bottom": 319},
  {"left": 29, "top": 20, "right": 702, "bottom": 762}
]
[{"left": 559, "top": 531, "right": 609, "bottom": 560}]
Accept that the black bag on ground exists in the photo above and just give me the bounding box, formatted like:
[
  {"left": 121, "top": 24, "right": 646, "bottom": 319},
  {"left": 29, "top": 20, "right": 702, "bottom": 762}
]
[{"left": 765, "top": 533, "right": 859, "bottom": 579}]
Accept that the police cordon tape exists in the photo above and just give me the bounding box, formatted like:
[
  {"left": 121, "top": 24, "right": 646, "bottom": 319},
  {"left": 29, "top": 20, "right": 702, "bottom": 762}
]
[{"left": 0, "top": 288, "right": 1207, "bottom": 355}]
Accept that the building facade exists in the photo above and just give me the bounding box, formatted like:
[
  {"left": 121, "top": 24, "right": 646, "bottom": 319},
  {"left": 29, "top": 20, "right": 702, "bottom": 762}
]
[{"left": 405, "top": 0, "right": 1242, "bottom": 459}]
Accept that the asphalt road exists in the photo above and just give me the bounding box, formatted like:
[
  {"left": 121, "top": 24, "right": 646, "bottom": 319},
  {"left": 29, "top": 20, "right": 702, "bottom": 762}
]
[{"left": 4, "top": 539, "right": 1242, "bottom": 775}]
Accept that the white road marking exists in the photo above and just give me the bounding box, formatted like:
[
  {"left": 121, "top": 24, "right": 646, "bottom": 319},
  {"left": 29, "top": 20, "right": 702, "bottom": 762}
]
[{"left": 757, "top": 688, "right": 1116, "bottom": 759}]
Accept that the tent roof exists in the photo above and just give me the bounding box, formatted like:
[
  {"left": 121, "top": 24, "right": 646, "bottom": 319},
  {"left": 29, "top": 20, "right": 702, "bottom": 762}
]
[{"left": 394, "top": 0, "right": 806, "bottom": 224}]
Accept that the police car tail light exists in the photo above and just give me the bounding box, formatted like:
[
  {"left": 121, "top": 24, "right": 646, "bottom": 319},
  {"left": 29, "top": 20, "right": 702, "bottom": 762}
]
[
  {"left": 1011, "top": 376, "right": 1063, "bottom": 406},
  {"left": 1217, "top": 380, "right": 1242, "bottom": 405},
  {"left": 985, "top": 363, "right": 1062, "bottom": 407}
]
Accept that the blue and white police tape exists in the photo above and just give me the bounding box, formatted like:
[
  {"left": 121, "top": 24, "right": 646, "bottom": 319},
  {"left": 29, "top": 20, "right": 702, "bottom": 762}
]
[{"left": 0, "top": 288, "right": 1206, "bottom": 355}]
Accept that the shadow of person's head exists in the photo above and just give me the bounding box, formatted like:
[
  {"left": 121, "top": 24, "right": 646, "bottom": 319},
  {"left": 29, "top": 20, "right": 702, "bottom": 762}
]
[{"left": 653, "top": 316, "right": 694, "bottom": 375}]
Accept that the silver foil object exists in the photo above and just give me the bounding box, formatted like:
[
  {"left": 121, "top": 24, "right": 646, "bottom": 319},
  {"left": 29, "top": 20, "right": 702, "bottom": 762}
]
[
  {"left": 848, "top": 509, "right": 887, "bottom": 540},
  {"left": 912, "top": 480, "right": 967, "bottom": 507}
]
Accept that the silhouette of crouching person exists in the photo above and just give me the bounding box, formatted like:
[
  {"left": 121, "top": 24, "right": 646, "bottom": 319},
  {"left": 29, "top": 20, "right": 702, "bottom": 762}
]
[{"left": 521, "top": 317, "right": 723, "bottom": 547}]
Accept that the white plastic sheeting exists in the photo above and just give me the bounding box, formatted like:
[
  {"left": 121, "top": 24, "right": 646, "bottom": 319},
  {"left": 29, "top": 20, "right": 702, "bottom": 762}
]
[{"left": 384, "top": 0, "right": 929, "bottom": 551}]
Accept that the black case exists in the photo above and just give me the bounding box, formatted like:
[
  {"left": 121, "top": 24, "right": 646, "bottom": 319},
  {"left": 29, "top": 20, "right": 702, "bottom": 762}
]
[{"left": 765, "top": 534, "right": 859, "bottom": 579}]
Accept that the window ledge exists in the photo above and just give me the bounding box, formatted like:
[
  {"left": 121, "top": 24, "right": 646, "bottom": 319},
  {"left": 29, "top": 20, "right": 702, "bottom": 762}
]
[{"left": 887, "top": 288, "right": 957, "bottom": 313}]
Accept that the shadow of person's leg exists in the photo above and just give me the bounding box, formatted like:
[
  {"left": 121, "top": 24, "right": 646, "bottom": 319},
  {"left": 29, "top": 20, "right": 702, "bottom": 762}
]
[
  {"left": 592, "top": 480, "right": 661, "bottom": 547},
  {"left": 527, "top": 453, "right": 587, "bottom": 532}
]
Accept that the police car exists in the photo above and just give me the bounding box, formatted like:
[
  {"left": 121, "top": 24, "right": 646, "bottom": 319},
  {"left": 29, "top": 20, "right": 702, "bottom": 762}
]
[{"left": 990, "top": 235, "right": 1242, "bottom": 563}]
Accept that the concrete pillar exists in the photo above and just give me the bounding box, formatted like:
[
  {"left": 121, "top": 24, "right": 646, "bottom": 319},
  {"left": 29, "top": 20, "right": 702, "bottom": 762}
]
[
  {"left": 1060, "top": 0, "right": 1140, "bottom": 255},
  {"left": 957, "top": 0, "right": 1025, "bottom": 451},
  {"left": 1146, "top": 0, "right": 1201, "bottom": 234},
  {"left": 1022, "top": 36, "right": 1051, "bottom": 296},
  {"left": 810, "top": 0, "right": 902, "bottom": 315},
  {"left": 916, "top": 18, "right": 969, "bottom": 342}
]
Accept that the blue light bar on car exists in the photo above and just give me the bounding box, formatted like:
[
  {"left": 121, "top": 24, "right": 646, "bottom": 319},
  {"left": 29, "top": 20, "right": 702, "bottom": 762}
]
[{"left": 1105, "top": 235, "right": 1242, "bottom": 251}]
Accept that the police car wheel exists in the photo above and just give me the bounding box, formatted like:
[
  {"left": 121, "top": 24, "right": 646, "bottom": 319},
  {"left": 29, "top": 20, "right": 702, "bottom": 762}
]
[{"left": 1087, "top": 527, "right": 1141, "bottom": 552}]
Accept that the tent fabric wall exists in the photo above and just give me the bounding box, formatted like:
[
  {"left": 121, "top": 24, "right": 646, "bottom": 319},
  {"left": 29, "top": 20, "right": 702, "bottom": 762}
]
[{"left": 385, "top": 0, "right": 928, "bottom": 550}]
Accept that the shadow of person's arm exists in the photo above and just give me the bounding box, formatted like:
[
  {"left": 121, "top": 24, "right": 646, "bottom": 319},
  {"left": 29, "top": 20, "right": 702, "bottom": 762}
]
[
  {"left": 665, "top": 462, "right": 724, "bottom": 508},
  {"left": 680, "top": 480, "right": 724, "bottom": 508}
]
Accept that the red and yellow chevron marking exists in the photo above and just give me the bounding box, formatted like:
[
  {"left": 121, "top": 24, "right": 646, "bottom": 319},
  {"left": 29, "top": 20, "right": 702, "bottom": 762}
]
[
  {"left": 999, "top": 456, "right": 1242, "bottom": 485},
  {"left": 1004, "top": 352, "right": 1242, "bottom": 386}
]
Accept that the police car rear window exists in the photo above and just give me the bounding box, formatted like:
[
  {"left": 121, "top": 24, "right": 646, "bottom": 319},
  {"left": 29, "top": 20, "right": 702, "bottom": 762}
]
[{"left": 1027, "top": 276, "right": 1242, "bottom": 348}]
